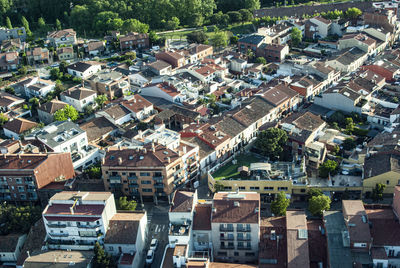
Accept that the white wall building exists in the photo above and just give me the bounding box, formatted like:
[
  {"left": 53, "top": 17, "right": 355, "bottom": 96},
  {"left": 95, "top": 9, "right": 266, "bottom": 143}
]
[
  {"left": 67, "top": 61, "right": 102, "bottom": 79},
  {"left": 60, "top": 87, "right": 97, "bottom": 112}
]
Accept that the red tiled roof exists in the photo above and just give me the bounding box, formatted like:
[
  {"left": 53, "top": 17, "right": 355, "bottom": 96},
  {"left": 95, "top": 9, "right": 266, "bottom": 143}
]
[
  {"left": 119, "top": 253, "right": 135, "bottom": 265},
  {"left": 44, "top": 216, "right": 100, "bottom": 222},
  {"left": 193, "top": 204, "right": 212, "bottom": 230}
]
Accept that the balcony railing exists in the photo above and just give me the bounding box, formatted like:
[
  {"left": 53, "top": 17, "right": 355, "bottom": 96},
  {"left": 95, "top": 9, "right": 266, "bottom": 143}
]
[
  {"left": 47, "top": 223, "right": 67, "bottom": 228},
  {"left": 237, "top": 236, "right": 251, "bottom": 241},
  {"left": 153, "top": 176, "right": 164, "bottom": 180},
  {"left": 220, "top": 245, "right": 235, "bottom": 249},
  {"left": 220, "top": 226, "right": 234, "bottom": 232},
  {"left": 237, "top": 246, "right": 252, "bottom": 250},
  {"left": 0, "top": 181, "right": 8, "bottom": 185},
  {"left": 128, "top": 176, "right": 138, "bottom": 181},
  {"left": 220, "top": 236, "right": 234, "bottom": 241},
  {"left": 77, "top": 224, "right": 101, "bottom": 229},
  {"left": 154, "top": 183, "right": 164, "bottom": 188},
  {"left": 27, "top": 188, "right": 36, "bottom": 192},
  {"left": 0, "top": 189, "right": 10, "bottom": 193},
  {"left": 49, "top": 233, "right": 69, "bottom": 237},
  {"left": 109, "top": 176, "right": 121, "bottom": 184},
  {"left": 237, "top": 227, "right": 251, "bottom": 232}
]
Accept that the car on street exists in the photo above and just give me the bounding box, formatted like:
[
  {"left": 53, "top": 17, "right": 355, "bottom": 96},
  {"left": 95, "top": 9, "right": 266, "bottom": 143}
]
[
  {"left": 150, "top": 239, "right": 158, "bottom": 251},
  {"left": 146, "top": 249, "right": 154, "bottom": 265}
]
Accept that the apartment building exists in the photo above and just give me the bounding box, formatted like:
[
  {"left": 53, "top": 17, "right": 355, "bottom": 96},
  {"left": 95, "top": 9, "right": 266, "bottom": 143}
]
[
  {"left": 119, "top": 33, "right": 149, "bottom": 51},
  {"left": 0, "top": 153, "right": 75, "bottom": 203},
  {"left": 26, "top": 121, "right": 102, "bottom": 170},
  {"left": 84, "top": 69, "right": 129, "bottom": 99},
  {"left": 102, "top": 142, "right": 199, "bottom": 203},
  {"left": 42, "top": 191, "right": 116, "bottom": 250},
  {"left": 47, "top": 29, "right": 77, "bottom": 47},
  {"left": 211, "top": 192, "right": 260, "bottom": 263}
]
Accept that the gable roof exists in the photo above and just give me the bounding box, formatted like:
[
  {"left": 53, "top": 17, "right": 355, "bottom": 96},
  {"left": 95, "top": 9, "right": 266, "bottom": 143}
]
[
  {"left": 170, "top": 190, "right": 195, "bottom": 213},
  {"left": 61, "top": 87, "right": 96, "bottom": 100},
  {"left": 79, "top": 116, "right": 118, "bottom": 143},
  {"left": 104, "top": 212, "right": 145, "bottom": 244},
  {"left": 67, "top": 61, "right": 101, "bottom": 72},
  {"left": 238, "top": 34, "right": 265, "bottom": 45},
  {"left": 37, "top": 99, "right": 67, "bottom": 114},
  {"left": 3, "top": 118, "right": 38, "bottom": 134}
]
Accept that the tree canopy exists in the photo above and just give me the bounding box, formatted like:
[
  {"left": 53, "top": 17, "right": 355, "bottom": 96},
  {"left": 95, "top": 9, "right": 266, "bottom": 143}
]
[
  {"left": 291, "top": 27, "right": 302, "bottom": 47},
  {"left": 255, "top": 128, "right": 288, "bottom": 161},
  {"left": 93, "top": 242, "right": 115, "bottom": 268},
  {"left": 318, "top": 159, "right": 338, "bottom": 178},
  {"left": 53, "top": 104, "right": 79, "bottom": 121},
  {"left": 271, "top": 192, "right": 290, "bottom": 216},
  {"left": 116, "top": 196, "right": 137, "bottom": 211},
  {"left": 0, "top": 204, "right": 42, "bottom": 235},
  {"left": 371, "top": 183, "right": 386, "bottom": 201},
  {"left": 308, "top": 195, "right": 331, "bottom": 216}
]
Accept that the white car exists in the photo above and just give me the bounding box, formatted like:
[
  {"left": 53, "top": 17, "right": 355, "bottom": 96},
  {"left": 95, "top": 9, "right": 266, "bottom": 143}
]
[
  {"left": 146, "top": 249, "right": 154, "bottom": 265},
  {"left": 150, "top": 239, "right": 158, "bottom": 251}
]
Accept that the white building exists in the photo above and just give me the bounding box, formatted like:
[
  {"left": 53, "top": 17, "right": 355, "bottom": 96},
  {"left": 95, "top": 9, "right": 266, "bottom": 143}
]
[
  {"left": 104, "top": 212, "right": 147, "bottom": 268},
  {"left": 24, "top": 77, "right": 55, "bottom": 98},
  {"left": 309, "top": 17, "right": 331, "bottom": 38},
  {"left": 67, "top": 61, "right": 102, "bottom": 79},
  {"left": 121, "top": 94, "right": 154, "bottom": 121},
  {"left": 42, "top": 191, "right": 117, "bottom": 250},
  {"left": 60, "top": 86, "right": 97, "bottom": 112},
  {"left": 141, "top": 82, "right": 186, "bottom": 103},
  {"left": 26, "top": 121, "right": 102, "bottom": 169},
  {"left": 211, "top": 192, "right": 260, "bottom": 263},
  {"left": 0, "top": 234, "right": 26, "bottom": 265}
]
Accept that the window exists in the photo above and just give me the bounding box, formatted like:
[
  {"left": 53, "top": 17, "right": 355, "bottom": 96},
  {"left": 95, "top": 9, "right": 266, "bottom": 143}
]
[
  {"left": 142, "top": 188, "right": 152, "bottom": 192},
  {"left": 300, "top": 189, "right": 306, "bottom": 193},
  {"left": 142, "top": 180, "right": 151, "bottom": 184},
  {"left": 278, "top": 187, "right": 288, "bottom": 191},
  {"left": 140, "top": 172, "right": 150, "bottom": 177},
  {"left": 238, "top": 241, "right": 244, "bottom": 248},
  {"left": 234, "top": 252, "right": 239, "bottom": 256},
  {"left": 224, "top": 186, "right": 232, "bottom": 190},
  {"left": 129, "top": 173, "right": 136, "bottom": 177},
  {"left": 354, "top": 243, "right": 367, "bottom": 248},
  {"left": 264, "top": 187, "right": 273, "bottom": 191},
  {"left": 218, "top": 251, "right": 227, "bottom": 256},
  {"left": 108, "top": 246, "right": 114, "bottom": 251},
  {"left": 386, "top": 180, "right": 390, "bottom": 185},
  {"left": 245, "top": 252, "right": 255, "bottom": 257},
  {"left": 250, "top": 186, "right": 259, "bottom": 190},
  {"left": 239, "top": 186, "right": 246, "bottom": 190}
]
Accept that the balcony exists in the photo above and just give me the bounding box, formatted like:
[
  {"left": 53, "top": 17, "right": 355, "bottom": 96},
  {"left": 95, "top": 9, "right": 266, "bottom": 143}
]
[
  {"left": 237, "top": 227, "right": 251, "bottom": 232},
  {"left": 237, "top": 246, "right": 252, "bottom": 250},
  {"left": 25, "top": 181, "right": 34, "bottom": 186},
  {"left": 220, "top": 245, "right": 235, "bottom": 249},
  {"left": 128, "top": 176, "right": 138, "bottom": 181},
  {"left": 0, "top": 181, "right": 8, "bottom": 185},
  {"left": 129, "top": 183, "right": 139, "bottom": 187},
  {"left": 49, "top": 233, "right": 69, "bottom": 237},
  {"left": 169, "top": 224, "right": 190, "bottom": 236},
  {"left": 154, "top": 183, "right": 164, "bottom": 188},
  {"left": 77, "top": 224, "right": 101, "bottom": 229},
  {"left": 0, "top": 189, "right": 10, "bottom": 193},
  {"left": 153, "top": 176, "right": 164, "bottom": 180},
  {"left": 109, "top": 175, "right": 122, "bottom": 184},
  {"left": 237, "top": 236, "right": 251, "bottom": 241},
  {"left": 27, "top": 188, "right": 36, "bottom": 192},
  {"left": 220, "top": 226, "right": 234, "bottom": 232},
  {"left": 220, "top": 236, "right": 234, "bottom": 241},
  {"left": 47, "top": 223, "right": 67, "bottom": 228}
]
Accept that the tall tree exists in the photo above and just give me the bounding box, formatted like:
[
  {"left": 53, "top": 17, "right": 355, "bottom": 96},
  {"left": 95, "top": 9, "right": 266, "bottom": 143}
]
[
  {"left": 55, "top": 19, "right": 62, "bottom": 30},
  {"left": 210, "top": 31, "right": 228, "bottom": 49},
  {"left": 116, "top": 197, "right": 137, "bottom": 211},
  {"left": 93, "top": 242, "right": 114, "bottom": 268},
  {"left": 309, "top": 195, "right": 331, "bottom": 216},
  {"left": 21, "top": 16, "right": 32, "bottom": 36},
  {"left": 5, "top": 16, "right": 12, "bottom": 29},
  {"left": 371, "top": 183, "right": 386, "bottom": 201},
  {"left": 121, "top": 19, "right": 149, "bottom": 34},
  {"left": 271, "top": 192, "right": 290, "bottom": 216},
  {"left": 319, "top": 160, "right": 338, "bottom": 178},
  {"left": 291, "top": 27, "right": 302, "bottom": 47}
]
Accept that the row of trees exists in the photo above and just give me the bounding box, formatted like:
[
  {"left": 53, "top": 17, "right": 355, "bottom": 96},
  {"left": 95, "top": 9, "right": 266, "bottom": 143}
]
[
  {"left": 0, "top": 0, "right": 261, "bottom": 36},
  {"left": 0, "top": 204, "right": 42, "bottom": 235}
]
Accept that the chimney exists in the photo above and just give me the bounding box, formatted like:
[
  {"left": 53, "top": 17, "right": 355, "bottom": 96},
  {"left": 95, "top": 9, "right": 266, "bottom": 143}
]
[
  {"left": 143, "top": 148, "right": 147, "bottom": 154},
  {"left": 101, "top": 158, "right": 105, "bottom": 165},
  {"left": 167, "top": 157, "right": 171, "bottom": 163},
  {"left": 69, "top": 206, "right": 74, "bottom": 215},
  {"left": 18, "top": 154, "right": 21, "bottom": 159},
  {"left": 183, "top": 146, "right": 187, "bottom": 154},
  {"left": 152, "top": 142, "right": 155, "bottom": 152},
  {"left": 118, "top": 157, "right": 123, "bottom": 165}
]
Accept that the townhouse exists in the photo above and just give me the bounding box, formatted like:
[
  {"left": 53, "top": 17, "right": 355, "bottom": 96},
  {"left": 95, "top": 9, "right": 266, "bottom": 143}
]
[
  {"left": 119, "top": 32, "right": 149, "bottom": 51},
  {"left": 0, "top": 51, "right": 19, "bottom": 71},
  {"left": 56, "top": 46, "right": 74, "bottom": 61},
  {"left": 326, "top": 47, "right": 369, "bottom": 73},
  {"left": 86, "top": 41, "right": 105, "bottom": 56},
  {"left": 120, "top": 94, "right": 154, "bottom": 121},
  {"left": 26, "top": 47, "right": 50, "bottom": 65},
  {"left": 237, "top": 35, "right": 266, "bottom": 54},
  {"left": 23, "top": 77, "right": 55, "bottom": 99},
  {"left": 256, "top": 43, "right": 289, "bottom": 63},
  {"left": 37, "top": 99, "right": 68, "bottom": 124},
  {"left": 2, "top": 118, "right": 38, "bottom": 140},
  {"left": 156, "top": 51, "right": 186, "bottom": 69},
  {"left": 84, "top": 69, "right": 130, "bottom": 99},
  {"left": 67, "top": 61, "right": 103, "bottom": 79},
  {"left": 338, "top": 33, "right": 377, "bottom": 55}
]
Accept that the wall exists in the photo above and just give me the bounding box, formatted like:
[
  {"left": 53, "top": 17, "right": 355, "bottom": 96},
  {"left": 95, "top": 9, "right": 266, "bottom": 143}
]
[
  {"left": 314, "top": 93, "right": 361, "bottom": 114},
  {"left": 363, "top": 171, "right": 400, "bottom": 194}
]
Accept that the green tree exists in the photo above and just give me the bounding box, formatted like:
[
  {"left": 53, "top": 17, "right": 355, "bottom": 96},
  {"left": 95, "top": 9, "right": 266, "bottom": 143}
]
[
  {"left": 166, "top": 17, "right": 180, "bottom": 31},
  {"left": 55, "top": 19, "right": 62, "bottom": 30},
  {"left": 255, "top": 57, "right": 267, "bottom": 64},
  {"left": 59, "top": 60, "right": 68, "bottom": 73},
  {"left": 50, "top": 68, "right": 62, "bottom": 80},
  {"left": 319, "top": 160, "right": 338, "bottom": 178},
  {"left": 239, "top": 9, "right": 253, "bottom": 22},
  {"left": 345, "top": 117, "right": 354, "bottom": 133},
  {"left": 124, "top": 52, "right": 136, "bottom": 60},
  {"left": 121, "top": 19, "right": 149, "bottom": 34},
  {"left": 371, "top": 183, "right": 386, "bottom": 201},
  {"left": 291, "top": 27, "right": 302, "bottom": 47},
  {"left": 5, "top": 86, "right": 15, "bottom": 95},
  {"left": 37, "top": 17, "right": 46, "bottom": 30},
  {"left": 93, "top": 242, "right": 114, "bottom": 268},
  {"left": 18, "top": 66, "right": 28, "bottom": 75},
  {"left": 255, "top": 128, "right": 288, "bottom": 161},
  {"left": 6, "top": 16, "right": 12, "bottom": 29},
  {"left": 95, "top": 94, "right": 108, "bottom": 108},
  {"left": 230, "top": 35, "right": 239, "bottom": 45},
  {"left": 309, "top": 195, "right": 331, "bottom": 216},
  {"left": 0, "top": 204, "right": 42, "bottom": 235},
  {"left": 210, "top": 31, "right": 228, "bottom": 49},
  {"left": 307, "top": 188, "right": 323, "bottom": 200},
  {"left": 116, "top": 196, "right": 137, "bottom": 211},
  {"left": 227, "top": 11, "right": 242, "bottom": 24},
  {"left": 21, "top": 16, "right": 32, "bottom": 36},
  {"left": 187, "top": 31, "right": 208, "bottom": 44},
  {"left": 345, "top": 7, "right": 362, "bottom": 19},
  {"left": 271, "top": 192, "right": 290, "bottom": 216},
  {"left": 149, "top": 30, "right": 159, "bottom": 46},
  {"left": 342, "top": 138, "right": 356, "bottom": 151},
  {"left": 53, "top": 105, "right": 78, "bottom": 121},
  {"left": 0, "top": 112, "right": 8, "bottom": 126}
]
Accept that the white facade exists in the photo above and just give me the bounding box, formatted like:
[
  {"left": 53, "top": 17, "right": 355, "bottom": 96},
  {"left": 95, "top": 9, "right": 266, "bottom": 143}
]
[
  {"left": 42, "top": 192, "right": 117, "bottom": 251},
  {"left": 24, "top": 77, "right": 55, "bottom": 98},
  {"left": 230, "top": 59, "right": 247, "bottom": 73},
  {"left": 314, "top": 92, "right": 363, "bottom": 114},
  {"left": 3, "top": 127, "right": 20, "bottom": 140},
  {"left": 61, "top": 91, "right": 97, "bottom": 112},
  {"left": 68, "top": 64, "right": 102, "bottom": 79},
  {"left": 140, "top": 85, "right": 183, "bottom": 103},
  {"left": 310, "top": 17, "right": 331, "bottom": 38},
  {"left": 0, "top": 234, "right": 26, "bottom": 263}
]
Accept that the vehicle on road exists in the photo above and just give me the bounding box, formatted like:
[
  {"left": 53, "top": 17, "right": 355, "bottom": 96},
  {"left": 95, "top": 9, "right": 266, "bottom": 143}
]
[
  {"left": 146, "top": 249, "right": 154, "bottom": 265},
  {"left": 150, "top": 239, "right": 158, "bottom": 251}
]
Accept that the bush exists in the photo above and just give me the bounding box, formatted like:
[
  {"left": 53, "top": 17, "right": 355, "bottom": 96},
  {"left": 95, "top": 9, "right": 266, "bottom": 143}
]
[{"left": 352, "top": 127, "right": 368, "bottom": 137}]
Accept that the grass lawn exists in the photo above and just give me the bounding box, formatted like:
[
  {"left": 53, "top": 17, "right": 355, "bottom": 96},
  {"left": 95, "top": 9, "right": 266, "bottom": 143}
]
[{"left": 212, "top": 153, "right": 263, "bottom": 180}]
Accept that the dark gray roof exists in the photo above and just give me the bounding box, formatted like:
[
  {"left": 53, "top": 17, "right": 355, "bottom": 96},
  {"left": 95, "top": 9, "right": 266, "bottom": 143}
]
[
  {"left": 61, "top": 87, "right": 96, "bottom": 101},
  {"left": 331, "top": 47, "right": 367, "bottom": 65},
  {"left": 67, "top": 61, "right": 96, "bottom": 72},
  {"left": 79, "top": 116, "right": 118, "bottom": 142},
  {"left": 238, "top": 34, "right": 265, "bottom": 45},
  {"left": 364, "top": 150, "right": 400, "bottom": 179}
]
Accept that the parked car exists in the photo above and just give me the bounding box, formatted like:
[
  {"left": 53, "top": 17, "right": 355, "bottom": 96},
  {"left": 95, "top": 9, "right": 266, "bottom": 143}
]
[
  {"left": 146, "top": 249, "right": 154, "bottom": 265},
  {"left": 150, "top": 239, "right": 158, "bottom": 251}
]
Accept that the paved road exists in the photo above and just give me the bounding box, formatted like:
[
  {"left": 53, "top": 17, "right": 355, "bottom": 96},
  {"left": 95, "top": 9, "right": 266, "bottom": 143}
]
[{"left": 139, "top": 203, "right": 170, "bottom": 268}]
